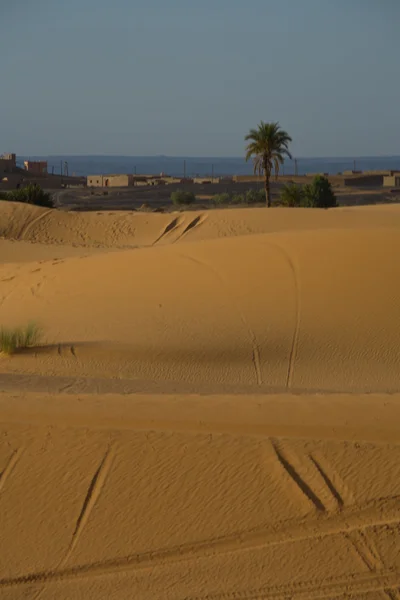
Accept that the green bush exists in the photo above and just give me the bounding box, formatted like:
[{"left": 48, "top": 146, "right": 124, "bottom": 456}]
[
  {"left": 300, "top": 185, "right": 318, "bottom": 207},
  {"left": 0, "top": 184, "right": 54, "bottom": 208},
  {"left": 302, "top": 176, "right": 337, "bottom": 208},
  {"left": 230, "top": 193, "right": 245, "bottom": 204},
  {"left": 170, "top": 190, "right": 196, "bottom": 205},
  {"left": 212, "top": 193, "right": 231, "bottom": 205},
  {"left": 0, "top": 322, "right": 42, "bottom": 355},
  {"left": 246, "top": 189, "right": 265, "bottom": 204},
  {"left": 280, "top": 183, "right": 304, "bottom": 207}
]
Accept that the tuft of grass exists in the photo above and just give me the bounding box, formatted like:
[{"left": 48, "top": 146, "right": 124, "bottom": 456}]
[{"left": 0, "top": 322, "right": 42, "bottom": 355}]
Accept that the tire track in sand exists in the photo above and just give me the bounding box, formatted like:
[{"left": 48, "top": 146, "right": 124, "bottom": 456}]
[
  {"left": 153, "top": 214, "right": 207, "bottom": 245},
  {"left": 174, "top": 214, "right": 207, "bottom": 242},
  {"left": 0, "top": 447, "right": 25, "bottom": 493},
  {"left": 3, "top": 567, "right": 400, "bottom": 598},
  {"left": 152, "top": 216, "right": 183, "bottom": 245},
  {"left": 2, "top": 496, "right": 399, "bottom": 591},
  {"left": 63, "top": 445, "right": 115, "bottom": 562},
  {"left": 180, "top": 252, "right": 263, "bottom": 385},
  {"left": 271, "top": 441, "right": 399, "bottom": 600},
  {"left": 31, "top": 445, "right": 116, "bottom": 600},
  {"left": 186, "top": 570, "right": 400, "bottom": 600},
  {"left": 269, "top": 242, "right": 301, "bottom": 390},
  {"left": 18, "top": 208, "right": 54, "bottom": 241}
]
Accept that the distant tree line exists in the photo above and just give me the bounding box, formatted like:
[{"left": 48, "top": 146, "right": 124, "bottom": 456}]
[
  {"left": 171, "top": 176, "right": 337, "bottom": 209},
  {"left": 170, "top": 188, "right": 266, "bottom": 207}
]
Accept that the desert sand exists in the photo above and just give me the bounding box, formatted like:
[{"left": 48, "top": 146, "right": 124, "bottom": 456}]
[{"left": 0, "top": 201, "right": 399, "bottom": 599}]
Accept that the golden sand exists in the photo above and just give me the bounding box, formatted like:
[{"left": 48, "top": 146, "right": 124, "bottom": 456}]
[{"left": 0, "top": 202, "right": 399, "bottom": 599}]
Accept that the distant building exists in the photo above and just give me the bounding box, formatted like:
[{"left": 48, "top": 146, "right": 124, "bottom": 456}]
[
  {"left": 87, "top": 174, "right": 135, "bottom": 187},
  {"left": 24, "top": 160, "right": 48, "bottom": 174},
  {"left": 86, "top": 173, "right": 218, "bottom": 188},
  {"left": 233, "top": 175, "right": 263, "bottom": 183},
  {"left": 0, "top": 153, "right": 17, "bottom": 173},
  {"left": 383, "top": 172, "right": 400, "bottom": 187}
]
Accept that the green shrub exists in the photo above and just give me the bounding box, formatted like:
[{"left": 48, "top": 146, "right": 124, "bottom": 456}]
[
  {"left": 1, "top": 184, "right": 54, "bottom": 208},
  {"left": 300, "top": 185, "right": 318, "bottom": 207},
  {"left": 0, "top": 323, "right": 42, "bottom": 355},
  {"left": 302, "top": 176, "right": 337, "bottom": 208},
  {"left": 230, "top": 193, "right": 245, "bottom": 204},
  {"left": 5, "top": 189, "right": 27, "bottom": 203},
  {"left": 212, "top": 193, "right": 231, "bottom": 205},
  {"left": 280, "top": 183, "right": 304, "bottom": 207},
  {"left": 246, "top": 189, "right": 265, "bottom": 204},
  {"left": 170, "top": 190, "right": 196, "bottom": 205}
]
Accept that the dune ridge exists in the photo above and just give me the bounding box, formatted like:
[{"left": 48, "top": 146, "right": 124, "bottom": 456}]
[{"left": 2, "top": 200, "right": 400, "bottom": 253}]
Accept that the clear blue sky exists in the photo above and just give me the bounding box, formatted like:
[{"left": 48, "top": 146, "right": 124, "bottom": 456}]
[{"left": 1, "top": 0, "right": 399, "bottom": 157}]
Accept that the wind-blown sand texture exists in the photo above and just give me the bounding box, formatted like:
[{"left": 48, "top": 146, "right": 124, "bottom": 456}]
[{"left": 0, "top": 201, "right": 399, "bottom": 599}]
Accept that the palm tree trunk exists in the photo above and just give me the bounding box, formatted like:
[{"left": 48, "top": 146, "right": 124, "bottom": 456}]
[{"left": 264, "top": 173, "right": 271, "bottom": 207}]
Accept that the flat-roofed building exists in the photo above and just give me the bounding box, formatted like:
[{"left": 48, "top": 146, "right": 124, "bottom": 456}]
[
  {"left": 0, "top": 153, "right": 17, "bottom": 172},
  {"left": 24, "top": 160, "right": 48, "bottom": 174},
  {"left": 87, "top": 174, "right": 135, "bottom": 187},
  {"left": 383, "top": 172, "right": 400, "bottom": 187}
]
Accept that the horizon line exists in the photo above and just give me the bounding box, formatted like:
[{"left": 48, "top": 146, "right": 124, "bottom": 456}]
[{"left": 15, "top": 153, "right": 400, "bottom": 160}]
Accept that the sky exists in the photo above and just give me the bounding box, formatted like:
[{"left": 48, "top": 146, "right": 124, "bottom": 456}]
[{"left": 1, "top": 0, "right": 399, "bottom": 157}]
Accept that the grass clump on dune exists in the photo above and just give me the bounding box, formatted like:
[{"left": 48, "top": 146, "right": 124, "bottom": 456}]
[{"left": 0, "top": 323, "right": 42, "bottom": 355}]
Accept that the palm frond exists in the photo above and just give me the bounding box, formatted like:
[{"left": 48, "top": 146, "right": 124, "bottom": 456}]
[
  {"left": 273, "top": 157, "right": 281, "bottom": 179},
  {"left": 245, "top": 121, "right": 293, "bottom": 166},
  {"left": 253, "top": 155, "right": 263, "bottom": 175},
  {"left": 244, "top": 128, "right": 261, "bottom": 141}
]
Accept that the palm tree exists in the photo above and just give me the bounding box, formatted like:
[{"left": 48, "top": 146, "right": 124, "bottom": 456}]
[{"left": 245, "top": 122, "right": 292, "bottom": 207}]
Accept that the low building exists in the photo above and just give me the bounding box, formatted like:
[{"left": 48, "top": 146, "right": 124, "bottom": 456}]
[
  {"left": 87, "top": 174, "right": 135, "bottom": 187},
  {"left": 24, "top": 160, "right": 48, "bottom": 174},
  {"left": 0, "top": 153, "right": 17, "bottom": 173},
  {"left": 134, "top": 176, "right": 168, "bottom": 186},
  {"left": 132, "top": 176, "right": 150, "bottom": 187},
  {"left": 193, "top": 177, "right": 220, "bottom": 184},
  {"left": 233, "top": 175, "right": 262, "bottom": 183},
  {"left": 383, "top": 172, "right": 400, "bottom": 187}
]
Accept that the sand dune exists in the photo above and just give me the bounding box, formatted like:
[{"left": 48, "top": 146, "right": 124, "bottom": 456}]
[
  {"left": 0, "top": 203, "right": 399, "bottom": 598},
  {"left": 1, "top": 226, "right": 399, "bottom": 392},
  {"left": 2, "top": 200, "right": 400, "bottom": 253}
]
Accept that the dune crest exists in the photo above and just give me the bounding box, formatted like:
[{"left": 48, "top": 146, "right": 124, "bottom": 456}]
[{"left": 2, "top": 200, "right": 400, "bottom": 254}]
